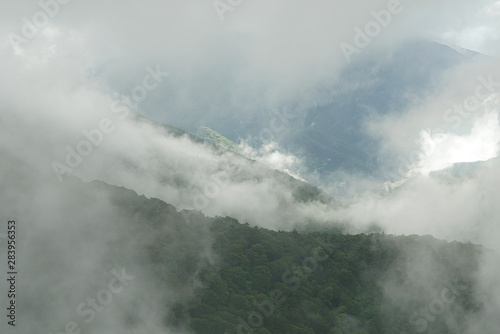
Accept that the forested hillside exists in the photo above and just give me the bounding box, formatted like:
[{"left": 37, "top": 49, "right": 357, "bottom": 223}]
[
  {"left": 183, "top": 220, "right": 481, "bottom": 334},
  {"left": 101, "top": 180, "right": 482, "bottom": 334}
]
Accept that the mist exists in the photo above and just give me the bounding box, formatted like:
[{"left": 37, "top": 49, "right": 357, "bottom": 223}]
[{"left": 1, "top": 0, "right": 500, "bottom": 332}]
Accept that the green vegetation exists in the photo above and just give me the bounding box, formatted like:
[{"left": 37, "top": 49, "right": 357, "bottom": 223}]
[
  {"left": 92, "top": 180, "right": 483, "bottom": 334},
  {"left": 197, "top": 126, "right": 241, "bottom": 153},
  {"left": 181, "top": 220, "right": 481, "bottom": 334}
]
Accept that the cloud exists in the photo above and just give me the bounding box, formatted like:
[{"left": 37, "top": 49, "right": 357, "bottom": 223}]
[
  {"left": 484, "top": 1, "right": 500, "bottom": 16},
  {"left": 2, "top": 0, "right": 497, "bottom": 133},
  {"left": 239, "top": 141, "right": 305, "bottom": 180},
  {"left": 415, "top": 110, "right": 500, "bottom": 175}
]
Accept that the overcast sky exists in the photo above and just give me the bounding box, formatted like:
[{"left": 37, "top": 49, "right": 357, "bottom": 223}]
[{"left": 1, "top": 0, "right": 499, "bottom": 128}]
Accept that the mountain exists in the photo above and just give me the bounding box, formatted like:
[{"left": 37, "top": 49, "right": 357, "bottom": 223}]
[
  {"left": 189, "top": 218, "right": 483, "bottom": 334},
  {"left": 1, "top": 50, "right": 497, "bottom": 332},
  {"left": 194, "top": 40, "right": 484, "bottom": 182},
  {"left": 1, "top": 174, "right": 485, "bottom": 333},
  {"left": 197, "top": 126, "right": 241, "bottom": 154},
  {"left": 100, "top": 112, "right": 341, "bottom": 230},
  {"left": 285, "top": 41, "right": 474, "bottom": 175},
  {"left": 429, "top": 156, "right": 500, "bottom": 182},
  {"left": 1, "top": 102, "right": 497, "bottom": 332}
]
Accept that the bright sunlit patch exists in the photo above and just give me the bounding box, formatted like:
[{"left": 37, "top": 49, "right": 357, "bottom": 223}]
[
  {"left": 440, "top": 25, "right": 499, "bottom": 56},
  {"left": 414, "top": 111, "right": 500, "bottom": 175},
  {"left": 239, "top": 141, "right": 305, "bottom": 180}
]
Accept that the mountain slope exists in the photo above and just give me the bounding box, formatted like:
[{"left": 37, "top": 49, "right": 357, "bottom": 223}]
[
  {"left": 187, "top": 219, "right": 482, "bottom": 334},
  {"left": 193, "top": 40, "right": 483, "bottom": 182},
  {"left": 0, "top": 159, "right": 490, "bottom": 333},
  {"left": 284, "top": 40, "right": 479, "bottom": 177}
]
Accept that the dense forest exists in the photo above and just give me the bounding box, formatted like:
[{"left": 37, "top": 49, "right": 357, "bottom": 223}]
[
  {"left": 98, "top": 180, "right": 483, "bottom": 334},
  {"left": 183, "top": 221, "right": 481, "bottom": 333}
]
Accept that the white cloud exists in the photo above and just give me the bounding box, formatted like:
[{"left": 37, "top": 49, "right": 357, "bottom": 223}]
[
  {"left": 415, "top": 110, "right": 500, "bottom": 175},
  {"left": 239, "top": 141, "right": 305, "bottom": 180},
  {"left": 485, "top": 1, "right": 500, "bottom": 16}
]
